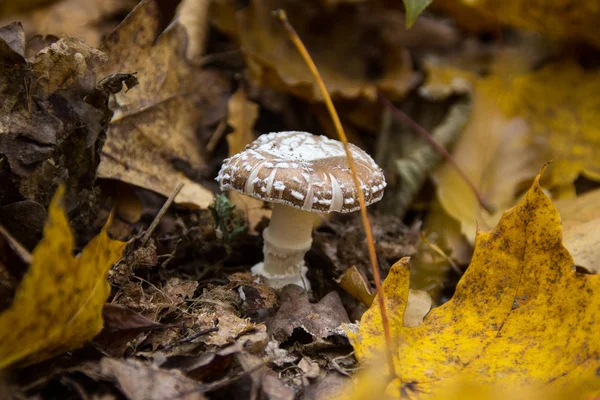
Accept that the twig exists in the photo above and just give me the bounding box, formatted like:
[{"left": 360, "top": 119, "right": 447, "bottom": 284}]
[
  {"left": 206, "top": 119, "right": 228, "bottom": 154},
  {"left": 141, "top": 182, "right": 184, "bottom": 246},
  {"left": 173, "top": 361, "right": 268, "bottom": 399},
  {"left": 420, "top": 232, "right": 462, "bottom": 276},
  {"left": 0, "top": 224, "right": 32, "bottom": 264},
  {"left": 378, "top": 92, "right": 495, "bottom": 214},
  {"left": 275, "top": 9, "right": 395, "bottom": 376},
  {"left": 160, "top": 326, "right": 218, "bottom": 352}
]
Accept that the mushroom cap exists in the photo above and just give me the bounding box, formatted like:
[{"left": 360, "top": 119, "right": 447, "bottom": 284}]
[{"left": 216, "top": 131, "right": 386, "bottom": 213}]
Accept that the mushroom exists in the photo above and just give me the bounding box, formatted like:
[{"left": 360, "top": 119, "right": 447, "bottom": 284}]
[{"left": 216, "top": 131, "right": 386, "bottom": 290}]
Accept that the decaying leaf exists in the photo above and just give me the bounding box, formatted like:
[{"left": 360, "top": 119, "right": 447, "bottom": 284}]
[
  {"left": 555, "top": 188, "right": 600, "bottom": 274},
  {"left": 0, "top": 186, "right": 126, "bottom": 369},
  {"left": 84, "top": 357, "right": 205, "bottom": 400},
  {"left": 0, "top": 22, "right": 115, "bottom": 218},
  {"left": 351, "top": 169, "right": 600, "bottom": 397},
  {"left": 210, "top": 0, "right": 418, "bottom": 101},
  {"left": 97, "top": 0, "right": 230, "bottom": 209},
  {"left": 270, "top": 285, "right": 350, "bottom": 349},
  {"left": 94, "top": 304, "right": 173, "bottom": 357}
]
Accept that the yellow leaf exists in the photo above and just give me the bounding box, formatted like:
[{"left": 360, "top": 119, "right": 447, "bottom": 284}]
[
  {"left": 429, "top": 65, "right": 545, "bottom": 243},
  {"left": 0, "top": 186, "right": 126, "bottom": 369},
  {"left": 435, "top": 0, "right": 600, "bottom": 48},
  {"left": 351, "top": 168, "right": 600, "bottom": 397}
]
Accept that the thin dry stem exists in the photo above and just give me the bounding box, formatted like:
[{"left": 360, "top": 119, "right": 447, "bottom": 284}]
[
  {"left": 275, "top": 10, "right": 395, "bottom": 376},
  {"left": 378, "top": 92, "right": 495, "bottom": 214}
]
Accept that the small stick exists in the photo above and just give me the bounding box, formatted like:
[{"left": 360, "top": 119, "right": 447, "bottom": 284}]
[
  {"left": 160, "top": 326, "right": 218, "bottom": 352},
  {"left": 420, "top": 231, "right": 462, "bottom": 275},
  {"left": 141, "top": 182, "right": 185, "bottom": 246},
  {"left": 378, "top": 92, "right": 495, "bottom": 214},
  {"left": 275, "top": 10, "right": 395, "bottom": 376}
]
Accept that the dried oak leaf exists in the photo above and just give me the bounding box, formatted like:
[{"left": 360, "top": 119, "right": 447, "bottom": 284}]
[
  {"left": 270, "top": 285, "right": 350, "bottom": 349},
  {"left": 96, "top": 0, "right": 230, "bottom": 208},
  {"left": 83, "top": 357, "right": 205, "bottom": 400},
  {"left": 351, "top": 169, "right": 600, "bottom": 397},
  {"left": 0, "top": 186, "right": 126, "bottom": 369},
  {"left": 0, "top": 22, "right": 114, "bottom": 209},
  {"left": 435, "top": 0, "right": 600, "bottom": 49},
  {"left": 210, "top": 0, "right": 418, "bottom": 101},
  {"left": 0, "top": 0, "right": 138, "bottom": 47}
]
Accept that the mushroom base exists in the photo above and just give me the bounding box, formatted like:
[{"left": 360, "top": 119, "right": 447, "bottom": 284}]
[
  {"left": 252, "top": 228, "right": 312, "bottom": 290},
  {"left": 251, "top": 262, "right": 309, "bottom": 290},
  {"left": 250, "top": 203, "right": 315, "bottom": 290}
]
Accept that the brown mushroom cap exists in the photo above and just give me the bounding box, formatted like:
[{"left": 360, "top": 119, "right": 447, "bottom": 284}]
[{"left": 216, "top": 131, "right": 386, "bottom": 213}]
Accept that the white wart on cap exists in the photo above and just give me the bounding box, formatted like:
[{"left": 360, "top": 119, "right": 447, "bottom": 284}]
[{"left": 217, "top": 131, "right": 386, "bottom": 213}]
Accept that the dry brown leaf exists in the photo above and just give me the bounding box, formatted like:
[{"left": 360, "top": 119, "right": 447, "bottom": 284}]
[
  {"left": 96, "top": 0, "right": 230, "bottom": 209},
  {"left": 86, "top": 358, "right": 205, "bottom": 400},
  {"left": 226, "top": 87, "right": 271, "bottom": 231},
  {"left": 270, "top": 285, "right": 350, "bottom": 348},
  {"left": 555, "top": 188, "right": 600, "bottom": 274},
  {"left": 210, "top": 0, "right": 418, "bottom": 101},
  {"left": 0, "top": 0, "right": 138, "bottom": 47}
]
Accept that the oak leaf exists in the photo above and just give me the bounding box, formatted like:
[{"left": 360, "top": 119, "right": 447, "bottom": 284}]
[
  {"left": 0, "top": 186, "right": 126, "bottom": 369},
  {"left": 96, "top": 0, "right": 229, "bottom": 209},
  {"left": 210, "top": 0, "right": 418, "bottom": 101},
  {"left": 351, "top": 169, "right": 600, "bottom": 397}
]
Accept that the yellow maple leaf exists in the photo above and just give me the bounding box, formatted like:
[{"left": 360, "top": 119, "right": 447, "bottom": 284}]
[
  {"left": 350, "top": 167, "right": 600, "bottom": 398},
  {"left": 0, "top": 186, "right": 126, "bottom": 369}
]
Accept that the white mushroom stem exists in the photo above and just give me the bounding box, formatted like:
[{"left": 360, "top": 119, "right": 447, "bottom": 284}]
[{"left": 251, "top": 203, "right": 314, "bottom": 290}]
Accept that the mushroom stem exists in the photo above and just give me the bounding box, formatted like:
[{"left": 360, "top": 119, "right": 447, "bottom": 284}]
[{"left": 251, "top": 203, "right": 314, "bottom": 290}]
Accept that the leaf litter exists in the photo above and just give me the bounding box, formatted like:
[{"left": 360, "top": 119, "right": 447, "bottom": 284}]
[{"left": 1, "top": 0, "right": 600, "bottom": 399}]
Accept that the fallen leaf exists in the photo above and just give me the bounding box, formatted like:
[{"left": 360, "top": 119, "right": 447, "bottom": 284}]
[
  {"left": 210, "top": 0, "right": 418, "bottom": 101},
  {"left": 0, "top": 186, "right": 126, "bottom": 369},
  {"left": 226, "top": 87, "right": 271, "bottom": 231},
  {"left": 0, "top": 0, "right": 138, "bottom": 47},
  {"left": 351, "top": 168, "right": 600, "bottom": 397},
  {"left": 85, "top": 357, "right": 205, "bottom": 400},
  {"left": 428, "top": 64, "right": 547, "bottom": 243},
  {"left": 435, "top": 0, "right": 600, "bottom": 48},
  {"left": 0, "top": 22, "right": 115, "bottom": 212},
  {"left": 336, "top": 266, "right": 375, "bottom": 307},
  {"left": 403, "top": 0, "right": 433, "bottom": 28},
  {"left": 555, "top": 188, "right": 600, "bottom": 274},
  {"left": 96, "top": 0, "right": 230, "bottom": 209},
  {"left": 226, "top": 272, "right": 278, "bottom": 313},
  {"left": 94, "top": 304, "right": 173, "bottom": 357},
  {"left": 270, "top": 285, "right": 350, "bottom": 349}
]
